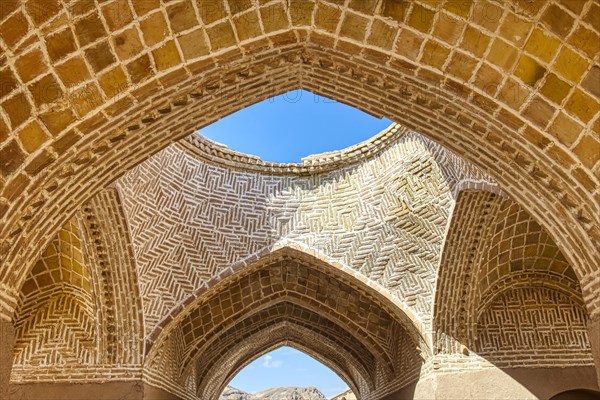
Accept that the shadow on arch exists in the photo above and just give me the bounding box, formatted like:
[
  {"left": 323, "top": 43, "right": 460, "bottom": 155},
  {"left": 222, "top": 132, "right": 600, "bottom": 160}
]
[{"left": 143, "top": 245, "right": 430, "bottom": 400}]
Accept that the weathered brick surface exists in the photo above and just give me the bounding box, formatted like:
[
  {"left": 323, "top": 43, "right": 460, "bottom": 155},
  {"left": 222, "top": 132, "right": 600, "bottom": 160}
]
[
  {"left": 0, "top": 0, "right": 598, "bottom": 326},
  {"left": 10, "top": 189, "right": 143, "bottom": 383},
  {"left": 144, "top": 247, "right": 426, "bottom": 400},
  {"left": 117, "top": 126, "right": 489, "bottom": 334},
  {"left": 0, "top": 0, "right": 598, "bottom": 397},
  {"left": 434, "top": 190, "right": 593, "bottom": 368}
]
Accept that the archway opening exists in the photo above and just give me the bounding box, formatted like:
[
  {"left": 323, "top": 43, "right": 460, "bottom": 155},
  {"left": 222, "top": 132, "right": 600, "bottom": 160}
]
[
  {"left": 198, "top": 89, "right": 392, "bottom": 163},
  {"left": 221, "top": 345, "right": 351, "bottom": 399}
]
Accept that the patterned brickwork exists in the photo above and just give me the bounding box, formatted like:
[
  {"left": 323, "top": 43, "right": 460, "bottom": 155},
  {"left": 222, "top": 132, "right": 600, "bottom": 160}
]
[
  {"left": 0, "top": 0, "right": 599, "bottom": 326},
  {"left": 118, "top": 127, "right": 491, "bottom": 335},
  {"left": 143, "top": 247, "right": 426, "bottom": 400},
  {"left": 1, "top": 0, "right": 599, "bottom": 394},
  {"left": 11, "top": 188, "right": 144, "bottom": 383},
  {"left": 195, "top": 313, "right": 372, "bottom": 399},
  {"left": 476, "top": 287, "right": 592, "bottom": 367},
  {"left": 12, "top": 219, "right": 99, "bottom": 380},
  {"left": 433, "top": 189, "right": 593, "bottom": 368},
  {"left": 82, "top": 188, "right": 144, "bottom": 367}
]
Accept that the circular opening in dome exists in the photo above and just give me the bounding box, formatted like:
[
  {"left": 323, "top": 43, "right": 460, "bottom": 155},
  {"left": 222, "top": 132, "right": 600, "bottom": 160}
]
[{"left": 197, "top": 90, "right": 393, "bottom": 164}]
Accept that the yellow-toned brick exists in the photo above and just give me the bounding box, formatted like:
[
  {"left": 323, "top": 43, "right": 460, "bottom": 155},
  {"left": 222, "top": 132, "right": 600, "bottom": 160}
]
[
  {"left": 85, "top": 41, "right": 116, "bottom": 73},
  {"left": 444, "top": 0, "right": 471, "bottom": 18},
  {"left": 471, "top": 0, "right": 503, "bottom": 33},
  {"left": 99, "top": 66, "right": 128, "bottom": 98},
  {"left": 474, "top": 63, "right": 502, "bottom": 94},
  {"left": 565, "top": 89, "right": 600, "bottom": 123},
  {"left": 367, "top": 19, "right": 396, "bottom": 50},
  {"left": 523, "top": 96, "right": 555, "bottom": 129},
  {"left": 126, "top": 54, "right": 153, "bottom": 84},
  {"left": 487, "top": 38, "right": 517, "bottom": 72},
  {"left": 433, "top": 14, "right": 464, "bottom": 46},
  {"left": 167, "top": 1, "right": 198, "bottom": 34},
  {"left": 340, "top": 12, "right": 368, "bottom": 42},
  {"left": 407, "top": 3, "right": 435, "bottom": 34},
  {"left": 573, "top": 134, "right": 600, "bottom": 169},
  {"left": 549, "top": 112, "right": 582, "bottom": 147},
  {"left": 261, "top": 4, "right": 289, "bottom": 33},
  {"left": 421, "top": 40, "right": 450, "bottom": 70},
  {"left": 233, "top": 11, "right": 262, "bottom": 42},
  {"left": 499, "top": 77, "right": 530, "bottom": 111},
  {"left": 55, "top": 56, "right": 91, "bottom": 88},
  {"left": 540, "top": 73, "right": 571, "bottom": 105},
  {"left": 515, "top": 54, "right": 546, "bottom": 87},
  {"left": 152, "top": 40, "right": 181, "bottom": 71},
  {"left": 40, "top": 107, "right": 77, "bottom": 136},
  {"left": 315, "top": 3, "right": 341, "bottom": 33},
  {"left": 582, "top": 66, "right": 600, "bottom": 100},
  {"left": 178, "top": 29, "right": 209, "bottom": 60},
  {"left": 112, "top": 27, "right": 144, "bottom": 62},
  {"left": 541, "top": 4, "right": 573, "bottom": 38},
  {"left": 568, "top": 26, "right": 600, "bottom": 60},
  {"left": 227, "top": 0, "right": 253, "bottom": 14},
  {"left": 18, "top": 121, "right": 49, "bottom": 154},
  {"left": 447, "top": 51, "right": 478, "bottom": 82},
  {"left": 102, "top": 0, "right": 134, "bottom": 31},
  {"left": 554, "top": 47, "right": 589, "bottom": 84},
  {"left": 69, "top": 83, "right": 103, "bottom": 117},
  {"left": 524, "top": 28, "right": 560, "bottom": 63},
  {"left": 131, "top": 0, "right": 160, "bottom": 16},
  {"left": 461, "top": 26, "right": 491, "bottom": 58},
  {"left": 396, "top": 29, "right": 423, "bottom": 61},
  {"left": 207, "top": 21, "right": 237, "bottom": 50},
  {"left": 140, "top": 12, "right": 169, "bottom": 47},
  {"left": 289, "top": 0, "right": 314, "bottom": 26},
  {"left": 498, "top": 13, "right": 531, "bottom": 46},
  {"left": 196, "top": 0, "right": 226, "bottom": 24}
]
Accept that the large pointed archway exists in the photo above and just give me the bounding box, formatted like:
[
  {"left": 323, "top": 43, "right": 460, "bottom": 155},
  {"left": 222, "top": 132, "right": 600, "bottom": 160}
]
[
  {"left": 0, "top": 0, "right": 598, "bottom": 327},
  {"left": 143, "top": 246, "right": 429, "bottom": 400}
]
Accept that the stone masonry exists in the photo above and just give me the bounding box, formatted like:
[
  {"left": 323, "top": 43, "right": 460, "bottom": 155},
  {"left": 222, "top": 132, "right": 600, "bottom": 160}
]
[{"left": 0, "top": 1, "right": 599, "bottom": 399}]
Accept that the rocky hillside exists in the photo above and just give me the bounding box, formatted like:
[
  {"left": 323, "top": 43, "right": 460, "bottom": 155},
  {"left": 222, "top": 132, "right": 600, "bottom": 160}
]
[{"left": 220, "top": 386, "right": 327, "bottom": 400}]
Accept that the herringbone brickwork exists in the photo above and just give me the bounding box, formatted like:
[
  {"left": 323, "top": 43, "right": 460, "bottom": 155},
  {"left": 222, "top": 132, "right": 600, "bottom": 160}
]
[
  {"left": 434, "top": 189, "right": 593, "bottom": 368},
  {"left": 144, "top": 247, "right": 425, "bottom": 400},
  {"left": 1, "top": 0, "right": 599, "bottom": 330},
  {"left": 117, "top": 127, "right": 491, "bottom": 335}
]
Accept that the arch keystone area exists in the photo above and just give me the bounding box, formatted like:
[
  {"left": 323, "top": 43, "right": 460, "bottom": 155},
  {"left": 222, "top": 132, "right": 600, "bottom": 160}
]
[{"left": 1, "top": 1, "right": 599, "bottom": 398}]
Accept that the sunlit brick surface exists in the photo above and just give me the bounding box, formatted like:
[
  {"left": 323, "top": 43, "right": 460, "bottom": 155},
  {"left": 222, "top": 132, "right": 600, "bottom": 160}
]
[
  {"left": 1, "top": 1, "right": 599, "bottom": 398},
  {"left": 0, "top": 0, "right": 598, "bottom": 324}
]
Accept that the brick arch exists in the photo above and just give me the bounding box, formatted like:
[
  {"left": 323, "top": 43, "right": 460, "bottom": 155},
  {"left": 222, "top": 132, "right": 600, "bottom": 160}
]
[
  {"left": 0, "top": 0, "right": 599, "bottom": 323},
  {"left": 10, "top": 188, "right": 145, "bottom": 383},
  {"left": 433, "top": 189, "right": 593, "bottom": 366},
  {"left": 11, "top": 218, "right": 100, "bottom": 380},
  {"left": 144, "top": 246, "right": 427, "bottom": 399},
  {"left": 195, "top": 316, "right": 372, "bottom": 399},
  {"left": 147, "top": 242, "right": 429, "bottom": 348}
]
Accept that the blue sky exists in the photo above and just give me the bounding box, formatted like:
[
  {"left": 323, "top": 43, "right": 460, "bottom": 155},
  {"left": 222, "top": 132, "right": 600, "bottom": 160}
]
[
  {"left": 200, "top": 91, "right": 390, "bottom": 398},
  {"left": 198, "top": 89, "right": 392, "bottom": 163},
  {"left": 227, "top": 346, "right": 349, "bottom": 398}
]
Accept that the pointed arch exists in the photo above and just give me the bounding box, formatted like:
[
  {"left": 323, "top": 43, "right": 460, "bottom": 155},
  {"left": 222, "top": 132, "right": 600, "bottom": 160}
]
[{"left": 144, "top": 245, "right": 429, "bottom": 399}]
